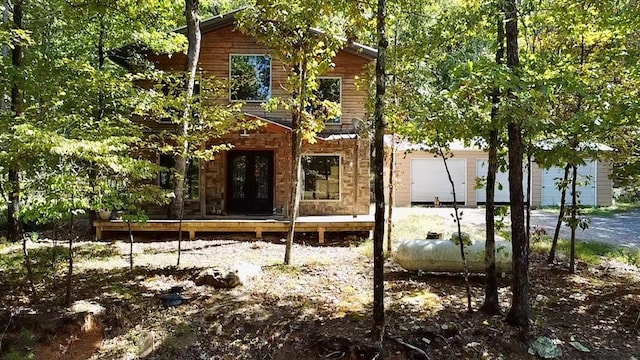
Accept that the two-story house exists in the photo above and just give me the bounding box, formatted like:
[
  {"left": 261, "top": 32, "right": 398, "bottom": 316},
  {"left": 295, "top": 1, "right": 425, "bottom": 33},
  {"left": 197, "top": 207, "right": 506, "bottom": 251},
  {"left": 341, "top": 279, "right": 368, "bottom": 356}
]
[{"left": 96, "top": 10, "right": 376, "bottom": 240}]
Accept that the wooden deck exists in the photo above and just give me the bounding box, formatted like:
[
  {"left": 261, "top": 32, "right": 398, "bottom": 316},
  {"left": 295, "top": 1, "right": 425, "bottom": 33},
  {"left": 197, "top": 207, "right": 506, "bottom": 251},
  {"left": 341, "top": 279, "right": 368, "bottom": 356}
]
[{"left": 93, "top": 215, "right": 375, "bottom": 243}]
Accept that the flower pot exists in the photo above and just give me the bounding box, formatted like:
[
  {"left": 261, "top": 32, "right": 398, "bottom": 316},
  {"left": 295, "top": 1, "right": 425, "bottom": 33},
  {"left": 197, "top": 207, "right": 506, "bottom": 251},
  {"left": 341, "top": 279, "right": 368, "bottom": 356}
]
[{"left": 98, "top": 210, "right": 112, "bottom": 220}]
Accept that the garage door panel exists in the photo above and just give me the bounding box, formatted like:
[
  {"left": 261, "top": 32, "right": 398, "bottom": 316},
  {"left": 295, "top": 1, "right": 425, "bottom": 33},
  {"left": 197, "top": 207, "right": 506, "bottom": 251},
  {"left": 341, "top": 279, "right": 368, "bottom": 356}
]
[
  {"left": 541, "top": 161, "right": 596, "bottom": 206},
  {"left": 411, "top": 159, "right": 466, "bottom": 203},
  {"left": 476, "top": 159, "right": 529, "bottom": 204}
]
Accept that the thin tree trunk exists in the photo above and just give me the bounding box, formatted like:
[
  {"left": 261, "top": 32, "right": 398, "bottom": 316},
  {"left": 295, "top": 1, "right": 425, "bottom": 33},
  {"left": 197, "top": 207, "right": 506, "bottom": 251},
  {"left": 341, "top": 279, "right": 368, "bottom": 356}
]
[
  {"left": 284, "top": 58, "right": 307, "bottom": 265},
  {"left": 526, "top": 153, "right": 532, "bottom": 247},
  {"left": 7, "top": 0, "right": 23, "bottom": 243},
  {"left": 22, "top": 234, "right": 38, "bottom": 303},
  {"left": 177, "top": 192, "right": 186, "bottom": 266},
  {"left": 89, "top": 19, "right": 107, "bottom": 234},
  {"left": 128, "top": 221, "right": 134, "bottom": 270},
  {"left": 386, "top": 132, "right": 395, "bottom": 254},
  {"left": 173, "top": 0, "right": 202, "bottom": 215},
  {"left": 65, "top": 236, "right": 74, "bottom": 306},
  {"left": 7, "top": 169, "right": 21, "bottom": 242},
  {"left": 373, "top": 0, "right": 387, "bottom": 341},
  {"left": 438, "top": 146, "right": 472, "bottom": 312},
  {"left": 548, "top": 163, "right": 570, "bottom": 263},
  {"left": 569, "top": 164, "right": 578, "bottom": 273},
  {"left": 504, "top": 0, "right": 529, "bottom": 329},
  {"left": 386, "top": 23, "right": 399, "bottom": 255},
  {"left": 482, "top": 129, "right": 500, "bottom": 314},
  {"left": 52, "top": 223, "right": 58, "bottom": 290},
  {"left": 481, "top": 13, "right": 504, "bottom": 315},
  {"left": 176, "top": 0, "right": 201, "bottom": 266}
]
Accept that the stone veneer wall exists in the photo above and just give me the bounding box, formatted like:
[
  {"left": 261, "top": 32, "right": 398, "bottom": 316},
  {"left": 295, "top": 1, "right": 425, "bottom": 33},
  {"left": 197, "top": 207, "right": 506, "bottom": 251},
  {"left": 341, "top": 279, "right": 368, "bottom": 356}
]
[{"left": 183, "top": 129, "right": 371, "bottom": 217}]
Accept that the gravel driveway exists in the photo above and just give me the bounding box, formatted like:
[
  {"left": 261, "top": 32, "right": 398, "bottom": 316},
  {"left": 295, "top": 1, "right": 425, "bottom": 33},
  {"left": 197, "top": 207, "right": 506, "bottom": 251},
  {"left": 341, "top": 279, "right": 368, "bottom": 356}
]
[{"left": 392, "top": 207, "right": 640, "bottom": 248}]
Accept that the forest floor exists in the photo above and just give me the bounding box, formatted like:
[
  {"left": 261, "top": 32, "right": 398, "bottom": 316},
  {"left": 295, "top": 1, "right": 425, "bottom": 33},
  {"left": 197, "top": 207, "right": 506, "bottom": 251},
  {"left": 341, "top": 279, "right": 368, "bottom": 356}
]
[{"left": 0, "top": 213, "right": 639, "bottom": 360}]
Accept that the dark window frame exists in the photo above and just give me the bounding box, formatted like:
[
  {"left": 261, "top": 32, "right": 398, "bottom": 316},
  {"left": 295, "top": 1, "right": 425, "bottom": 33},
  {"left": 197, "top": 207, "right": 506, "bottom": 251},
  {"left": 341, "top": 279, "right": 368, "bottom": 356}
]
[
  {"left": 229, "top": 54, "right": 272, "bottom": 102},
  {"left": 302, "top": 154, "right": 341, "bottom": 201}
]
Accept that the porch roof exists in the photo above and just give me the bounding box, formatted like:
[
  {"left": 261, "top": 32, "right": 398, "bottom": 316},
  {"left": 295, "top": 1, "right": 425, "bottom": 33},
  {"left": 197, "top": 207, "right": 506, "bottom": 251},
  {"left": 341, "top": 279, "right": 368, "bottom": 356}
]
[{"left": 245, "top": 113, "right": 359, "bottom": 140}]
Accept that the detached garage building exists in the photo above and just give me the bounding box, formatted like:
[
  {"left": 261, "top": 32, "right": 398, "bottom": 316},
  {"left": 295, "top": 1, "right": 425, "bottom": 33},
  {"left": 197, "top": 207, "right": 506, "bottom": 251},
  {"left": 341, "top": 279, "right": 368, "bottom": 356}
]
[{"left": 386, "top": 141, "right": 613, "bottom": 208}]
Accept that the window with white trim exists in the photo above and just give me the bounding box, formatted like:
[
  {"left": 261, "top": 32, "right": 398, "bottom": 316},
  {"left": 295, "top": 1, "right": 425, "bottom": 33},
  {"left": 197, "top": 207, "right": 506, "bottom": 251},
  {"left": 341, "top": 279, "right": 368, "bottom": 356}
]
[{"left": 302, "top": 155, "right": 340, "bottom": 200}]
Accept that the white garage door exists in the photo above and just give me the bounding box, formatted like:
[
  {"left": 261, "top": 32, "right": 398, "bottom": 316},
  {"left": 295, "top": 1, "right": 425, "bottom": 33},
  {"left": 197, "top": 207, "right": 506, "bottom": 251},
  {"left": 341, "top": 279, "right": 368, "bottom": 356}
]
[
  {"left": 541, "top": 160, "right": 596, "bottom": 206},
  {"left": 411, "top": 159, "right": 466, "bottom": 204},
  {"left": 476, "top": 159, "right": 529, "bottom": 204}
]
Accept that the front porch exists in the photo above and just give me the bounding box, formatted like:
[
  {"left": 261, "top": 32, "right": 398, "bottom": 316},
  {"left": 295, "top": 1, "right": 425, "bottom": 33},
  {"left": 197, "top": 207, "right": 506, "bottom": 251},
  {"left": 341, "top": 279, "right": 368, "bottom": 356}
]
[{"left": 93, "top": 214, "right": 375, "bottom": 243}]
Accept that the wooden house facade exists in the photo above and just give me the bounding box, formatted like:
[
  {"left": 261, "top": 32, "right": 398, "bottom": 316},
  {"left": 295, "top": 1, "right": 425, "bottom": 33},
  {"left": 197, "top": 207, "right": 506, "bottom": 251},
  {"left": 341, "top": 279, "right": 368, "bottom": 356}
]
[{"left": 143, "top": 11, "right": 375, "bottom": 219}]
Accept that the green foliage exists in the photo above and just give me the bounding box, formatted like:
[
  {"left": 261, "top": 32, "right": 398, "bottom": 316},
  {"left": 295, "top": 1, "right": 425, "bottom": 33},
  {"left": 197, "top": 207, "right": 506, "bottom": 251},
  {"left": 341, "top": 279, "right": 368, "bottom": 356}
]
[
  {"left": 532, "top": 236, "right": 640, "bottom": 267},
  {"left": 236, "top": 2, "right": 355, "bottom": 140},
  {"left": 0, "top": 0, "right": 195, "bottom": 232},
  {"left": 2, "top": 350, "right": 35, "bottom": 360}
]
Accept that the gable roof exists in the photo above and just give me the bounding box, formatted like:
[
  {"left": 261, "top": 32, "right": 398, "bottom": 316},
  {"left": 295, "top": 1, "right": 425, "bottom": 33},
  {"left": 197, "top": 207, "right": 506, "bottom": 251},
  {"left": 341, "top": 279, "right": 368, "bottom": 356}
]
[{"left": 173, "top": 8, "right": 378, "bottom": 60}]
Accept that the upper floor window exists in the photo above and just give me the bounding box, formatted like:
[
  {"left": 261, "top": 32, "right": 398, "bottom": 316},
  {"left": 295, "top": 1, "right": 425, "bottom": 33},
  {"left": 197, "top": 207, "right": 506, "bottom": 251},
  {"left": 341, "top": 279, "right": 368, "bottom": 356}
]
[
  {"left": 230, "top": 54, "right": 271, "bottom": 102},
  {"left": 313, "top": 77, "right": 342, "bottom": 124},
  {"left": 158, "top": 77, "right": 201, "bottom": 123}
]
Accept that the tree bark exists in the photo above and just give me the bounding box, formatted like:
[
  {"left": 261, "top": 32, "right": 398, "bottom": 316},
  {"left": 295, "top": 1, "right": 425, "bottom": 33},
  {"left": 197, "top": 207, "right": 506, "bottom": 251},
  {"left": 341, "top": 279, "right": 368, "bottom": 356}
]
[
  {"left": 128, "top": 221, "right": 134, "bottom": 270},
  {"left": 22, "top": 233, "right": 38, "bottom": 303},
  {"left": 88, "top": 19, "right": 107, "bottom": 235},
  {"left": 373, "top": 0, "right": 387, "bottom": 341},
  {"left": 504, "top": 0, "right": 529, "bottom": 329},
  {"left": 525, "top": 153, "right": 532, "bottom": 248},
  {"left": 569, "top": 164, "right": 578, "bottom": 273},
  {"left": 175, "top": 0, "right": 201, "bottom": 266},
  {"left": 439, "top": 146, "right": 472, "bottom": 313},
  {"left": 481, "top": 14, "right": 504, "bottom": 316},
  {"left": 386, "top": 132, "right": 395, "bottom": 254},
  {"left": 7, "top": 0, "right": 23, "bottom": 242},
  {"left": 65, "top": 236, "right": 74, "bottom": 306},
  {"left": 548, "top": 163, "right": 570, "bottom": 263},
  {"left": 284, "top": 58, "right": 307, "bottom": 265}
]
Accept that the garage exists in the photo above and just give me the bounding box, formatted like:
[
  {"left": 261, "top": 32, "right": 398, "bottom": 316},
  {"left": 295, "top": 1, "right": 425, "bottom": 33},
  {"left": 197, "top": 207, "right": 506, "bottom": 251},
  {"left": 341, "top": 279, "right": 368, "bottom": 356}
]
[
  {"left": 541, "top": 160, "right": 597, "bottom": 206},
  {"left": 411, "top": 158, "right": 466, "bottom": 204},
  {"left": 476, "top": 159, "right": 529, "bottom": 204}
]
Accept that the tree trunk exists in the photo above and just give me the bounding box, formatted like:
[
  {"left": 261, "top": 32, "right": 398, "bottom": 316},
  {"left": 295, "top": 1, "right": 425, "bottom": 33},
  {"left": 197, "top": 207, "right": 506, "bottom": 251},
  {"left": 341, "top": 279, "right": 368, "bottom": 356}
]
[
  {"left": 22, "top": 234, "right": 38, "bottom": 303},
  {"left": 548, "top": 163, "right": 570, "bottom": 263},
  {"left": 7, "top": 169, "right": 21, "bottom": 242},
  {"left": 284, "top": 58, "right": 307, "bottom": 265},
  {"left": 481, "top": 14, "right": 504, "bottom": 316},
  {"left": 65, "top": 236, "right": 74, "bottom": 306},
  {"left": 439, "top": 146, "right": 472, "bottom": 312},
  {"left": 504, "top": 0, "right": 529, "bottom": 329},
  {"left": 88, "top": 20, "right": 107, "bottom": 236},
  {"left": 386, "top": 132, "right": 395, "bottom": 254},
  {"left": 128, "top": 221, "right": 134, "bottom": 270},
  {"left": 175, "top": 0, "right": 201, "bottom": 266},
  {"left": 569, "top": 164, "right": 578, "bottom": 273},
  {"left": 373, "top": 0, "right": 387, "bottom": 341},
  {"left": 525, "top": 153, "right": 532, "bottom": 248},
  {"left": 52, "top": 224, "right": 58, "bottom": 290},
  {"left": 7, "top": 0, "right": 23, "bottom": 242}
]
